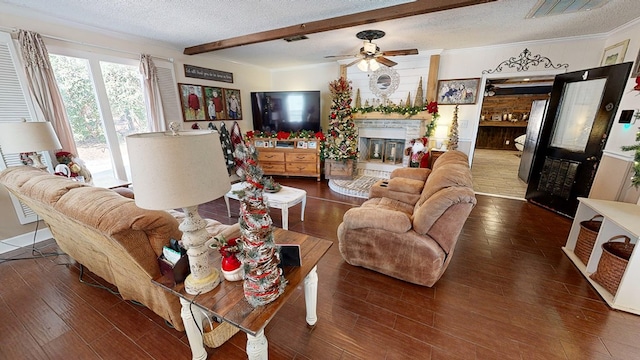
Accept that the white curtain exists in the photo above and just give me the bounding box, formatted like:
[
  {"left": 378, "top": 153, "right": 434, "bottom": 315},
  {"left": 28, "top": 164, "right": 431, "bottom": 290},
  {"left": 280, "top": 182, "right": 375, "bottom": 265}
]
[
  {"left": 139, "top": 54, "right": 166, "bottom": 132},
  {"left": 17, "top": 30, "right": 77, "bottom": 155}
]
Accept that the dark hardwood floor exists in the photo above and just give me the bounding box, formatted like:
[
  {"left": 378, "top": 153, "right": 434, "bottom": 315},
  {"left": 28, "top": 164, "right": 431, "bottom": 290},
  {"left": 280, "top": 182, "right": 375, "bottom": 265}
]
[{"left": 2, "top": 177, "right": 639, "bottom": 359}]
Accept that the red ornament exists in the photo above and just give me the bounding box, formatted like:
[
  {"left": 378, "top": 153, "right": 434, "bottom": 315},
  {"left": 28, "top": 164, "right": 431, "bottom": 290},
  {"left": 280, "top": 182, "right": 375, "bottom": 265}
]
[
  {"left": 220, "top": 238, "right": 241, "bottom": 272},
  {"left": 634, "top": 76, "right": 640, "bottom": 92}
]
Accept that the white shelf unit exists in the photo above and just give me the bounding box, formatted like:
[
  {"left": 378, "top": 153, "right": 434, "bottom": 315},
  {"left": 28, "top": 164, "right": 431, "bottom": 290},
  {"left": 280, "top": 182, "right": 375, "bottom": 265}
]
[{"left": 563, "top": 197, "right": 640, "bottom": 314}]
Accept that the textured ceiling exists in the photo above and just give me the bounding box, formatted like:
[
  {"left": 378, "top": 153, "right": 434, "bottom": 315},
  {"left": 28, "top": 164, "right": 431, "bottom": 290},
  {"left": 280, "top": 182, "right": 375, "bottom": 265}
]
[{"left": 1, "top": 0, "right": 639, "bottom": 69}]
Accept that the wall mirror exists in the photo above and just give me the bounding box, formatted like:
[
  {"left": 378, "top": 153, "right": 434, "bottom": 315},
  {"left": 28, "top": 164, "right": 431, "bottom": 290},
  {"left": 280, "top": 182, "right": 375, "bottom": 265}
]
[{"left": 369, "top": 67, "right": 400, "bottom": 99}]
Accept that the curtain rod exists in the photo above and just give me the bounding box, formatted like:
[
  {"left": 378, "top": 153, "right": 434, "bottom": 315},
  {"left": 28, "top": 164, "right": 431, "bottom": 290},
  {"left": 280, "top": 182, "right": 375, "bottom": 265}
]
[{"left": 0, "top": 25, "right": 173, "bottom": 63}]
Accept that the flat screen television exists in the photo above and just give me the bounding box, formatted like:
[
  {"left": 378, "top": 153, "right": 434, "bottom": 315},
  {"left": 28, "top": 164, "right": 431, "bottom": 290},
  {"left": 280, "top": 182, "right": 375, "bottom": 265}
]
[{"left": 250, "top": 91, "right": 321, "bottom": 133}]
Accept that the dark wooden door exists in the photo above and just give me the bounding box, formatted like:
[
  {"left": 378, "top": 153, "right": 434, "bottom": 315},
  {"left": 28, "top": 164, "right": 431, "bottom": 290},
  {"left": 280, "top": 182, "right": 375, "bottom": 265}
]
[{"left": 526, "top": 62, "right": 632, "bottom": 217}]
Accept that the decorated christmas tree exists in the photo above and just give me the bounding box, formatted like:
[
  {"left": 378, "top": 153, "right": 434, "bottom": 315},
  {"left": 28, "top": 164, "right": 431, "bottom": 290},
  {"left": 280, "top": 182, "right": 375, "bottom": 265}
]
[
  {"left": 321, "top": 77, "right": 358, "bottom": 162},
  {"left": 232, "top": 142, "right": 287, "bottom": 307},
  {"left": 447, "top": 105, "right": 459, "bottom": 150},
  {"left": 622, "top": 125, "right": 640, "bottom": 188}
]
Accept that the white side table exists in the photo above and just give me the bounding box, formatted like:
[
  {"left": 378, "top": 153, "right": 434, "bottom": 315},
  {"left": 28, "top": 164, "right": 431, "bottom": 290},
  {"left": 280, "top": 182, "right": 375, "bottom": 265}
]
[{"left": 224, "top": 182, "right": 306, "bottom": 230}]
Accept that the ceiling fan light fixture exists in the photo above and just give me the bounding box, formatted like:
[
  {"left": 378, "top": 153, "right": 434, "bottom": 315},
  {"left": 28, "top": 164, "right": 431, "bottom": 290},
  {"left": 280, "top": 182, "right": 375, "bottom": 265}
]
[
  {"left": 357, "top": 59, "right": 380, "bottom": 72},
  {"left": 357, "top": 59, "right": 369, "bottom": 72}
]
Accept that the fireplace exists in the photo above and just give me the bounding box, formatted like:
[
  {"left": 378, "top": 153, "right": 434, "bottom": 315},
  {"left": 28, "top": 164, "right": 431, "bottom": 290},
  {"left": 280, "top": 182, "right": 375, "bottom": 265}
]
[{"left": 355, "top": 119, "right": 424, "bottom": 178}]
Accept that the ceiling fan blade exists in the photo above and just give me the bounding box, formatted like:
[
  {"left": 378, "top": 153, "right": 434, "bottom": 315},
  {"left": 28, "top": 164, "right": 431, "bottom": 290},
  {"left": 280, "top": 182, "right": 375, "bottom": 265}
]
[
  {"left": 381, "top": 49, "right": 419, "bottom": 56},
  {"left": 376, "top": 56, "right": 397, "bottom": 67},
  {"left": 345, "top": 58, "right": 362, "bottom": 67},
  {"left": 324, "top": 54, "right": 356, "bottom": 59}
]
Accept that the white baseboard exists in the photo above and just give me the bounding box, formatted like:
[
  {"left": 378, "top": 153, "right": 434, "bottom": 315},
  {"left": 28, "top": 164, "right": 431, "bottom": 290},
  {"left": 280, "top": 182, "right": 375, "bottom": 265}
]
[{"left": 0, "top": 228, "right": 53, "bottom": 255}]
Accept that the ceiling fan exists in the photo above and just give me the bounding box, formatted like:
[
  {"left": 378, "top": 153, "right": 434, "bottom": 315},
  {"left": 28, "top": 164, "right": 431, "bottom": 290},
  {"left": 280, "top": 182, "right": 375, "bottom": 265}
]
[{"left": 325, "top": 30, "right": 418, "bottom": 71}]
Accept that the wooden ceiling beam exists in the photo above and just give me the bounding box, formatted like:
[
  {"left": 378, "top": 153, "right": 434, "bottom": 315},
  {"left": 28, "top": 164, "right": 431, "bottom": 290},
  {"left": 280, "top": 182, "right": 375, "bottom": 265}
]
[{"left": 184, "top": 0, "right": 495, "bottom": 55}]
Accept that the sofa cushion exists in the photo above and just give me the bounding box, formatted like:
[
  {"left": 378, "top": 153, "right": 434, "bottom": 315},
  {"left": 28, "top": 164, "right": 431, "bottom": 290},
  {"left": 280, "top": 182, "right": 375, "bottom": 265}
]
[
  {"left": 343, "top": 200, "right": 412, "bottom": 234},
  {"left": 54, "top": 186, "right": 182, "bottom": 258},
  {"left": 113, "top": 187, "right": 135, "bottom": 199},
  {"left": 416, "top": 163, "right": 473, "bottom": 208},
  {"left": 362, "top": 197, "right": 415, "bottom": 216},
  {"left": 20, "top": 173, "right": 88, "bottom": 205},
  {"left": 413, "top": 186, "right": 477, "bottom": 238},
  {"left": 432, "top": 150, "right": 469, "bottom": 171}
]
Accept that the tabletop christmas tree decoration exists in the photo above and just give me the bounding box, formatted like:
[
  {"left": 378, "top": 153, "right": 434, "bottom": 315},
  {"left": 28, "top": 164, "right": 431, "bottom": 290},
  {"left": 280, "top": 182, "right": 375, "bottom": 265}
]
[
  {"left": 414, "top": 77, "right": 424, "bottom": 108},
  {"left": 447, "top": 105, "right": 459, "bottom": 150},
  {"left": 233, "top": 142, "right": 287, "bottom": 306},
  {"left": 355, "top": 88, "right": 362, "bottom": 108},
  {"left": 406, "top": 92, "right": 412, "bottom": 108}
]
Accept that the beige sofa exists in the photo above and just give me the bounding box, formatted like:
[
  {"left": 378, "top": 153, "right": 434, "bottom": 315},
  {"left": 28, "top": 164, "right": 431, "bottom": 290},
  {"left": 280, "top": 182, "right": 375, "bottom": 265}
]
[
  {"left": 0, "top": 166, "right": 239, "bottom": 331},
  {"left": 337, "top": 150, "right": 476, "bottom": 286}
]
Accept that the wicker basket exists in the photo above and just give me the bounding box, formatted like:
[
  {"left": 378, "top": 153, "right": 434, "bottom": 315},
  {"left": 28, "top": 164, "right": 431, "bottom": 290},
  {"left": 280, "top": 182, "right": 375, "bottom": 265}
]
[
  {"left": 575, "top": 215, "right": 603, "bottom": 265},
  {"left": 590, "top": 235, "right": 634, "bottom": 295},
  {"left": 202, "top": 317, "right": 240, "bottom": 348}
]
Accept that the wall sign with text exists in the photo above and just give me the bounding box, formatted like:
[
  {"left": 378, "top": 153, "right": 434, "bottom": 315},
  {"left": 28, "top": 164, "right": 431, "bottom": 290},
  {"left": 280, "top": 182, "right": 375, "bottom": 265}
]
[{"left": 184, "top": 64, "right": 233, "bottom": 83}]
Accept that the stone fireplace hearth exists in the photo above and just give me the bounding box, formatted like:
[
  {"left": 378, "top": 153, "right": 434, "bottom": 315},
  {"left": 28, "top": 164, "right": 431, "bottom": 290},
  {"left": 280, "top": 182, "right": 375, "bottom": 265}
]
[{"left": 355, "top": 119, "right": 424, "bottom": 178}]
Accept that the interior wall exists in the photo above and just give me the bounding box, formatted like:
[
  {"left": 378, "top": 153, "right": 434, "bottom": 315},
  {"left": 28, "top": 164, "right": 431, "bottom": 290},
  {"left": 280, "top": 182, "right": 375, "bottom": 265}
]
[
  {"left": 0, "top": 8, "right": 272, "bottom": 241},
  {"left": 601, "top": 19, "right": 640, "bottom": 158},
  {"left": 269, "top": 63, "right": 340, "bottom": 132}
]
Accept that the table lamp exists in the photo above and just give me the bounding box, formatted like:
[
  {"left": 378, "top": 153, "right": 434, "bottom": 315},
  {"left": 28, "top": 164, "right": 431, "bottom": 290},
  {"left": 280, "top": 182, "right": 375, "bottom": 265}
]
[
  {"left": 126, "top": 125, "right": 231, "bottom": 295},
  {"left": 0, "top": 120, "right": 62, "bottom": 169}
]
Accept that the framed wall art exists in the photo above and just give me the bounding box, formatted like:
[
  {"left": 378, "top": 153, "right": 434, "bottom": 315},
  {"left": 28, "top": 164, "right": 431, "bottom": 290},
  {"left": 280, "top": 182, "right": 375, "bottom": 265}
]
[
  {"left": 631, "top": 49, "right": 640, "bottom": 78},
  {"left": 600, "top": 39, "right": 629, "bottom": 66},
  {"left": 203, "top": 86, "right": 226, "bottom": 120},
  {"left": 178, "top": 83, "right": 206, "bottom": 121},
  {"left": 437, "top": 78, "right": 480, "bottom": 105},
  {"left": 223, "top": 88, "right": 242, "bottom": 120}
]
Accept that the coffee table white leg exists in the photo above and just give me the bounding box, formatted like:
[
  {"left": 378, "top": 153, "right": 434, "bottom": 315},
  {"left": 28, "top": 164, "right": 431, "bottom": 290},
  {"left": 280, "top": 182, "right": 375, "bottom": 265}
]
[
  {"left": 246, "top": 329, "right": 268, "bottom": 360},
  {"left": 179, "top": 297, "right": 207, "bottom": 360},
  {"left": 301, "top": 195, "right": 306, "bottom": 222},
  {"left": 224, "top": 195, "right": 231, "bottom": 217},
  {"left": 281, "top": 207, "right": 288, "bottom": 230},
  {"left": 304, "top": 265, "right": 318, "bottom": 326}
]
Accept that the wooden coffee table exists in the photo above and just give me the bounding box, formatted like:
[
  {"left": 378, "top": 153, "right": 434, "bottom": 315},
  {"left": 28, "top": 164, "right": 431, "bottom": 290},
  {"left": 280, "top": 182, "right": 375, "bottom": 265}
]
[
  {"left": 224, "top": 182, "right": 306, "bottom": 230},
  {"left": 152, "top": 228, "right": 332, "bottom": 360}
]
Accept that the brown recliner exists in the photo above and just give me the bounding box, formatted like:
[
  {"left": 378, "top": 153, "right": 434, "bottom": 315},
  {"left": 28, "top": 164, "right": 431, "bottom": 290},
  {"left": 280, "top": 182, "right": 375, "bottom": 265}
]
[{"left": 337, "top": 150, "right": 476, "bottom": 286}]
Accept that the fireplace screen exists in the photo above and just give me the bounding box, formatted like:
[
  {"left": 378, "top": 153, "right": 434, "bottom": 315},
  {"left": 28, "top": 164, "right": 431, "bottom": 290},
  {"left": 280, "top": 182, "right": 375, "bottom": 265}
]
[{"left": 361, "top": 137, "right": 404, "bottom": 165}]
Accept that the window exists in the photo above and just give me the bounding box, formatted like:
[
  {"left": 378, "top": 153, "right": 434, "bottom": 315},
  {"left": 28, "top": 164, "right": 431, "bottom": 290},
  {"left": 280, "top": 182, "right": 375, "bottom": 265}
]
[{"left": 49, "top": 51, "right": 149, "bottom": 182}]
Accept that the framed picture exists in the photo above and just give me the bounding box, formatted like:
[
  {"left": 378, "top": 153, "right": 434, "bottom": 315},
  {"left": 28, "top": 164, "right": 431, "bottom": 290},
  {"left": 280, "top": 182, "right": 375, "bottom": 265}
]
[
  {"left": 308, "top": 141, "right": 317, "bottom": 149},
  {"left": 600, "top": 39, "right": 630, "bottom": 66},
  {"left": 178, "top": 84, "right": 206, "bottom": 121},
  {"left": 223, "top": 88, "right": 242, "bottom": 120},
  {"left": 297, "top": 140, "right": 307, "bottom": 149},
  {"left": 255, "top": 140, "right": 265, "bottom": 148},
  {"left": 203, "top": 86, "right": 226, "bottom": 120},
  {"left": 437, "top": 78, "right": 480, "bottom": 105},
  {"left": 631, "top": 49, "right": 640, "bottom": 78}
]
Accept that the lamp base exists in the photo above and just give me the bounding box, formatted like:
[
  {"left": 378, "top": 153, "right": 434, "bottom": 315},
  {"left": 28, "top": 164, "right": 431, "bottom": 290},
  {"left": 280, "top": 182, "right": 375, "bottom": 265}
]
[{"left": 185, "top": 268, "right": 221, "bottom": 295}]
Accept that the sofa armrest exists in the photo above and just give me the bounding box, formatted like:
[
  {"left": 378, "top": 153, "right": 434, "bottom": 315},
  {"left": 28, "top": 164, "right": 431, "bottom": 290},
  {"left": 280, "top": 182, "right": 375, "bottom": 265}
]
[
  {"left": 342, "top": 207, "right": 412, "bottom": 233},
  {"left": 390, "top": 167, "right": 431, "bottom": 182},
  {"left": 369, "top": 177, "right": 425, "bottom": 205}
]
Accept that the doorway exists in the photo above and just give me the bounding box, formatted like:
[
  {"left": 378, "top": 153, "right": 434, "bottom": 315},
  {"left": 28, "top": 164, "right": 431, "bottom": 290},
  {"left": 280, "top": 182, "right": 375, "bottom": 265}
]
[{"left": 471, "top": 74, "right": 554, "bottom": 198}]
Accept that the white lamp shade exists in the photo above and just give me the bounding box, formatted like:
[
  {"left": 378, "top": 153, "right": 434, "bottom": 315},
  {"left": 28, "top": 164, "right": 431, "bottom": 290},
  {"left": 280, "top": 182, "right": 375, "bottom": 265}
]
[
  {"left": 126, "top": 130, "right": 231, "bottom": 210},
  {"left": 0, "top": 121, "right": 62, "bottom": 153}
]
